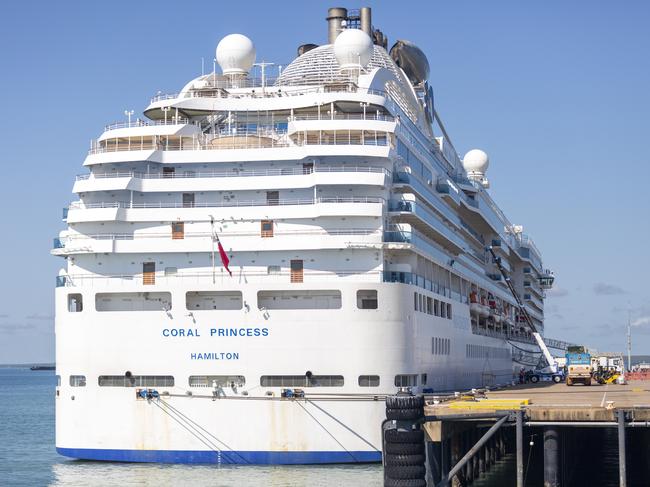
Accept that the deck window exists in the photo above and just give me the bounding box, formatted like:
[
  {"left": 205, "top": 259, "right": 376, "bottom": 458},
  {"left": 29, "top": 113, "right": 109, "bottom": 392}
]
[
  {"left": 96, "top": 292, "right": 171, "bottom": 312},
  {"left": 172, "top": 222, "right": 184, "bottom": 239},
  {"left": 260, "top": 375, "right": 344, "bottom": 387},
  {"left": 266, "top": 191, "right": 279, "bottom": 206},
  {"left": 98, "top": 375, "right": 174, "bottom": 387},
  {"left": 142, "top": 262, "right": 155, "bottom": 285},
  {"left": 186, "top": 291, "right": 242, "bottom": 310},
  {"left": 290, "top": 260, "right": 303, "bottom": 283},
  {"left": 261, "top": 220, "right": 274, "bottom": 237},
  {"left": 258, "top": 290, "right": 341, "bottom": 310},
  {"left": 67, "top": 293, "right": 83, "bottom": 312},
  {"left": 358, "top": 375, "right": 380, "bottom": 387},
  {"left": 357, "top": 290, "right": 378, "bottom": 309},
  {"left": 182, "top": 193, "right": 195, "bottom": 208},
  {"left": 188, "top": 375, "right": 245, "bottom": 387},
  {"left": 394, "top": 374, "right": 418, "bottom": 387},
  {"left": 69, "top": 375, "right": 86, "bottom": 387}
]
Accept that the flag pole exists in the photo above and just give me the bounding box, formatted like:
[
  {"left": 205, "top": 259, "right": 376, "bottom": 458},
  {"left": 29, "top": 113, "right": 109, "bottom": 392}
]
[{"left": 209, "top": 215, "right": 216, "bottom": 284}]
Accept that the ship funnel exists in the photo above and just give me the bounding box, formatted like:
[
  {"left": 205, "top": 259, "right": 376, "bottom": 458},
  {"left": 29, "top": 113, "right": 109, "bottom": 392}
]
[
  {"left": 360, "top": 7, "right": 372, "bottom": 36},
  {"left": 327, "top": 7, "right": 348, "bottom": 44}
]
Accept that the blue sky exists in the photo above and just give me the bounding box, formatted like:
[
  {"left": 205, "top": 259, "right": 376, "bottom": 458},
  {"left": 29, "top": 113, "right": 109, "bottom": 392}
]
[{"left": 0, "top": 0, "right": 648, "bottom": 363}]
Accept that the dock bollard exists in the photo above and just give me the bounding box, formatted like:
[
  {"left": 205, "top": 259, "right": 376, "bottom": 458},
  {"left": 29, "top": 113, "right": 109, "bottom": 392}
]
[{"left": 383, "top": 393, "right": 426, "bottom": 487}]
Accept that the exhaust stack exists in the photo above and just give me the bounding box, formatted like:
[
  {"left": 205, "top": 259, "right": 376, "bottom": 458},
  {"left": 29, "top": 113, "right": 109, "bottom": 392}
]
[
  {"left": 360, "top": 7, "right": 372, "bottom": 36},
  {"left": 326, "top": 7, "right": 348, "bottom": 44}
]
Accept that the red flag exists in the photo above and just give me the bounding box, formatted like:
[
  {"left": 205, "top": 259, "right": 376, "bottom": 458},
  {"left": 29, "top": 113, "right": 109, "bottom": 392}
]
[{"left": 216, "top": 235, "right": 232, "bottom": 276}]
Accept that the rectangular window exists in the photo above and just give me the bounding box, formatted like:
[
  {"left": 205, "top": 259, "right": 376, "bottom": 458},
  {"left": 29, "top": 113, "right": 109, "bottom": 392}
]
[
  {"left": 440, "top": 301, "right": 446, "bottom": 318},
  {"left": 98, "top": 375, "right": 174, "bottom": 387},
  {"left": 68, "top": 293, "right": 83, "bottom": 312},
  {"left": 290, "top": 260, "right": 303, "bottom": 283},
  {"left": 261, "top": 220, "right": 274, "bottom": 237},
  {"left": 182, "top": 192, "right": 195, "bottom": 208},
  {"left": 172, "top": 221, "right": 184, "bottom": 239},
  {"left": 258, "top": 290, "right": 341, "bottom": 310},
  {"left": 447, "top": 303, "right": 452, "bottom": 320},
  {"left": 96, "top": 292, "right": 171, "bottom": 312},
  {"left": 358, "top": 375, "right": 380, "bottom": 387},
  {"left": 421, "top": 373, "right": 428, "bottom": 385},
  {"left": 434, "top": 299, "right": 440, "bottom": 316},
  {"left": 414, "top": 292, "right": 418, "bottom": 311},
  {"left": 266, "top": 191, "right": 279, "bottom": 206},
  {"left": 188, "top": 375, "right": 245, "bottom": 387},
  {"left": 163, "top": 167, "right": 175, "bottom": 178},
  {"left": 69, "top": 375, "right": 86, "bottom": 387},
  {"left": 260, "top": 375, "right": 344, "bottom": 387},
  {"left": 426, "top": 297, "right": 433, "bottom": 315},
  {"left": 394, "top": 374, "right": 418, "bottom": 387},
  {"left": 357, "top": 289, "right": 378, "bottom": 309},
  {"left": 418, "top": 294, "right": 423, "bottom": 312},
  {"left": 186, "top": 291, "right": 242, "bottom": 310},
  {"left": 143, "top": 262, "right": 155, "bottom": 285},
  {"left": 267, "top": 265, "right": 281, "bottom": 275},
  {"left": 303, "top": 162, "right": 314, "bottom": 174}
]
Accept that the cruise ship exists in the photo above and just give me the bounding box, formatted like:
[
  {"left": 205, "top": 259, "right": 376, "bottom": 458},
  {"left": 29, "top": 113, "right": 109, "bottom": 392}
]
[{"left": 54, "top": 6, "right": 558, "bottom": 464}]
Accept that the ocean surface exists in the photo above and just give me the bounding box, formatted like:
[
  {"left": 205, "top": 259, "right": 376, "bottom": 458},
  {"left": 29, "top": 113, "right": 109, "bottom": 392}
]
[{"left": 0, "top": 368, "right": 384, "bottom": 487}]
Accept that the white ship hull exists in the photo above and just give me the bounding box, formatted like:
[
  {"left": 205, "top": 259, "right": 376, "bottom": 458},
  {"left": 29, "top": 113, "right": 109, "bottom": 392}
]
[{"left": 55, "top": 282, "right": 514, "bottom": 464}]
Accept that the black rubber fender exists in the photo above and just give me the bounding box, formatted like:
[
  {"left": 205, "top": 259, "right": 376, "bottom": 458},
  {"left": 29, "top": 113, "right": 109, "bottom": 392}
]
[
  {"left": 384, "top": 429, "right": 425, "bottom": 444},
  {"left": 385, "top": 465, "right": 426, "bottom": 480},
  {"left": 386, "top": 407, "right": 424, "bottom": 421},
  {"left": 384, "top": 453, "right": 426, "bottom": 466},
  {"left": 386, "top": 395, "right": 425, "bottom": 410},
  {"left": 384, "top": 475, "right": 427, "bottom": 486},
  {"left": 384, "top": 442, "right": 425, "bottom": 455}
]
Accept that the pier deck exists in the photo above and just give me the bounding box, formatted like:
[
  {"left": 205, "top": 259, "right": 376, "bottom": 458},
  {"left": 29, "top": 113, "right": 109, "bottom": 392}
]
[{"left": 425, "top": 380, "right": 650, "bottom": 422}]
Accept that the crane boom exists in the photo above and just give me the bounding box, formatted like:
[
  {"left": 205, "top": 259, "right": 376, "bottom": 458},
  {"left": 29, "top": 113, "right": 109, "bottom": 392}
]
[{"left": 486, "top": 246, "right": 557, "bottom": 373}]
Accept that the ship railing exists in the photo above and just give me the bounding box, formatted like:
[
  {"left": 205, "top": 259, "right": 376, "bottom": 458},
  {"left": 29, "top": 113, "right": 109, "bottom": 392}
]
[
  {"left": 103, "top": 118, "right": 190, "bottom": 131},
  {"left": 88, "top": 130, "right": 388, "bottom": 154},
  {"left": 382, "top": 270, "right": 465, "bottom": 303},
  {"left": 54, "top": 228, "right": 382, "bottom": 244},
  {"left": 150, "top": 85, "right": 389, "bottom": 104},
  {"left": 75, "top": 166, "right": 390, "bottom": 181},
  {"left": 67, "top": 196, "right": 385, "bottom": 211},
  {"left": 288, "top": 113, "right": 395, "bottom": 122},
  {"left": 56, "top": 269, "right": 384, "bottom": 288}
]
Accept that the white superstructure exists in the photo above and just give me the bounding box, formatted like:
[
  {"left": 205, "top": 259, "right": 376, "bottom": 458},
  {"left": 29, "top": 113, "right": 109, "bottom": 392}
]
[{"left": 54, "top": 7, "right": 557, "bottom": 464}]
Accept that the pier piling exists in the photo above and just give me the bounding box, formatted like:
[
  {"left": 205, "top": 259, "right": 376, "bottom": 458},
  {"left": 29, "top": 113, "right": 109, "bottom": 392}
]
[
  {"left": 543, "top": 426, "right": 560, "bottom": 487},
  {"left": 618, "top": 409, "right": 626, "bottom": 487}
]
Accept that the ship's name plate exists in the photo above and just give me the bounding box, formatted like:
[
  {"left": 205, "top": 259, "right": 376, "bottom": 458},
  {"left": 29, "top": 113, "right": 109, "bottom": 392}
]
[{"left": 162, "top": 327, "right": 269, "bottom": 337}]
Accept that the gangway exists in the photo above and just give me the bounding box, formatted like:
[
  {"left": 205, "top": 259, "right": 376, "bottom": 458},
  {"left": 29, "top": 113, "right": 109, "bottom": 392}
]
[{"left": 486, "top": 246, "right": 558, "bottom": 374}]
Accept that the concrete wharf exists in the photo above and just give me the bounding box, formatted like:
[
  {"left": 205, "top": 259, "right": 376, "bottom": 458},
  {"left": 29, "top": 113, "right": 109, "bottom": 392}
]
[{"left": 418, "top": 381, "right": 650, "bottom": 486}]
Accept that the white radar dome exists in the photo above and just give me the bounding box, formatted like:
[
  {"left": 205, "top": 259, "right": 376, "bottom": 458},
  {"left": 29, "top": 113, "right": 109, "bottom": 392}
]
[
  {"left": 216, "top": 34, "right": 256, "bottom": 75},
  {"left": 334, "top": 29, "right": 373, "bottom": 69},
  {"left": 463, "top": 149, "right": 490, "bottom": 175}
]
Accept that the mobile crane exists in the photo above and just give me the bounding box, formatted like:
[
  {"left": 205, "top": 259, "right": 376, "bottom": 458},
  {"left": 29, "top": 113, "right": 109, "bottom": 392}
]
[{"left": 486, "top": 246, "right": 563, "bottom": 383}]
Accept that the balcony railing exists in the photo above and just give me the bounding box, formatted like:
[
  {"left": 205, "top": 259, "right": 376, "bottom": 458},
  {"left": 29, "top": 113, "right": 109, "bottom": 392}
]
[
  {"left": 381, "top": 271, "right": 465, "bottom": 303},
  {"left": 53, "top": 228, "right": 382, "bottom": 248},
  {"left": 56, "top": 269, "right": 383, "bottom": 288},
  {"left": 67, "top": 196, "right": 385, "bottom": 211},
  {"left": 104, "top": 118, "right": 190, "bottom": 132},
  {"left": 75, "top": 166, "right": 390, "bottom": 181},
  {"left": 288, "top": 113, "right": 394, "bottom": 122}
]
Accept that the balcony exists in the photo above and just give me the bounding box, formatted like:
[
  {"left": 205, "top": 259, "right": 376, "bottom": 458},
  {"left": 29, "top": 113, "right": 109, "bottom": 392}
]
[
  {"left": 51, "top": 228, "right": 383, "bottom": 256},
  {"left": 388, "top": 200, "right": 466, "bottom": 253},
  {"left": 68, "top": 196, "right": 384, "bottom": 211},
  {"left": 382, "top": 271, "right": 464, "bottom": 303}
]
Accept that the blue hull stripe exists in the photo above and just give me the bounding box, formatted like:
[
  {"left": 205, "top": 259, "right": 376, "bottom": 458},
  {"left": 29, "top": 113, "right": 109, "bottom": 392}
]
[{"left": 57, "top": 447, "right": 382, "bottom": 464}]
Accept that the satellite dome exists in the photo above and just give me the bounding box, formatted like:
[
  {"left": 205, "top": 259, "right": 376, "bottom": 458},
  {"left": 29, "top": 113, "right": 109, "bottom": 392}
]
[
  {"left": 463, "top": 149, "right": 489, "bottom": 175},
  {"left": 216, "top": 34, "right": 256, "bottom": 75},
  {"left": 333, "top": 29, "right": 373, "bottom": 69}
]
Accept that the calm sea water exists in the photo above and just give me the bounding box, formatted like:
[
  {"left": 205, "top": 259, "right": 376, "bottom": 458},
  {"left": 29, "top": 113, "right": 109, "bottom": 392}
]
[{"left": 0, "top": 368, "right": 382, "bottom": 487}]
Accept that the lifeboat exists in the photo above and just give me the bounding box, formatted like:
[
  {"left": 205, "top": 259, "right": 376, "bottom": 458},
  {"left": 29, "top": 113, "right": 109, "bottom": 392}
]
[
  {"left": 479, "top": 296, "right": 490, "bottom": 318},
  {"left": 469, "top": 302, "right": 482, "bottom": 316}
]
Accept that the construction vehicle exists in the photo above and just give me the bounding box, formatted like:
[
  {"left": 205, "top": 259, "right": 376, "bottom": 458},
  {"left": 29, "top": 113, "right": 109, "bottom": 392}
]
[
  {"left": 486, "top": 247, "right": 561, "bottom": 380},
  {"left": 592, "top": 353, "right": 625, "bottom": 384},
  {"left": 565, "top": 346, "right": 592, "bottom": 386}
]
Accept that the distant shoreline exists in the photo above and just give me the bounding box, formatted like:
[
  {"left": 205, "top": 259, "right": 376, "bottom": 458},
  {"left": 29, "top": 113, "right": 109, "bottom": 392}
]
[{"left": 0, "top": 363, "right": 55, "bottom": 369}]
